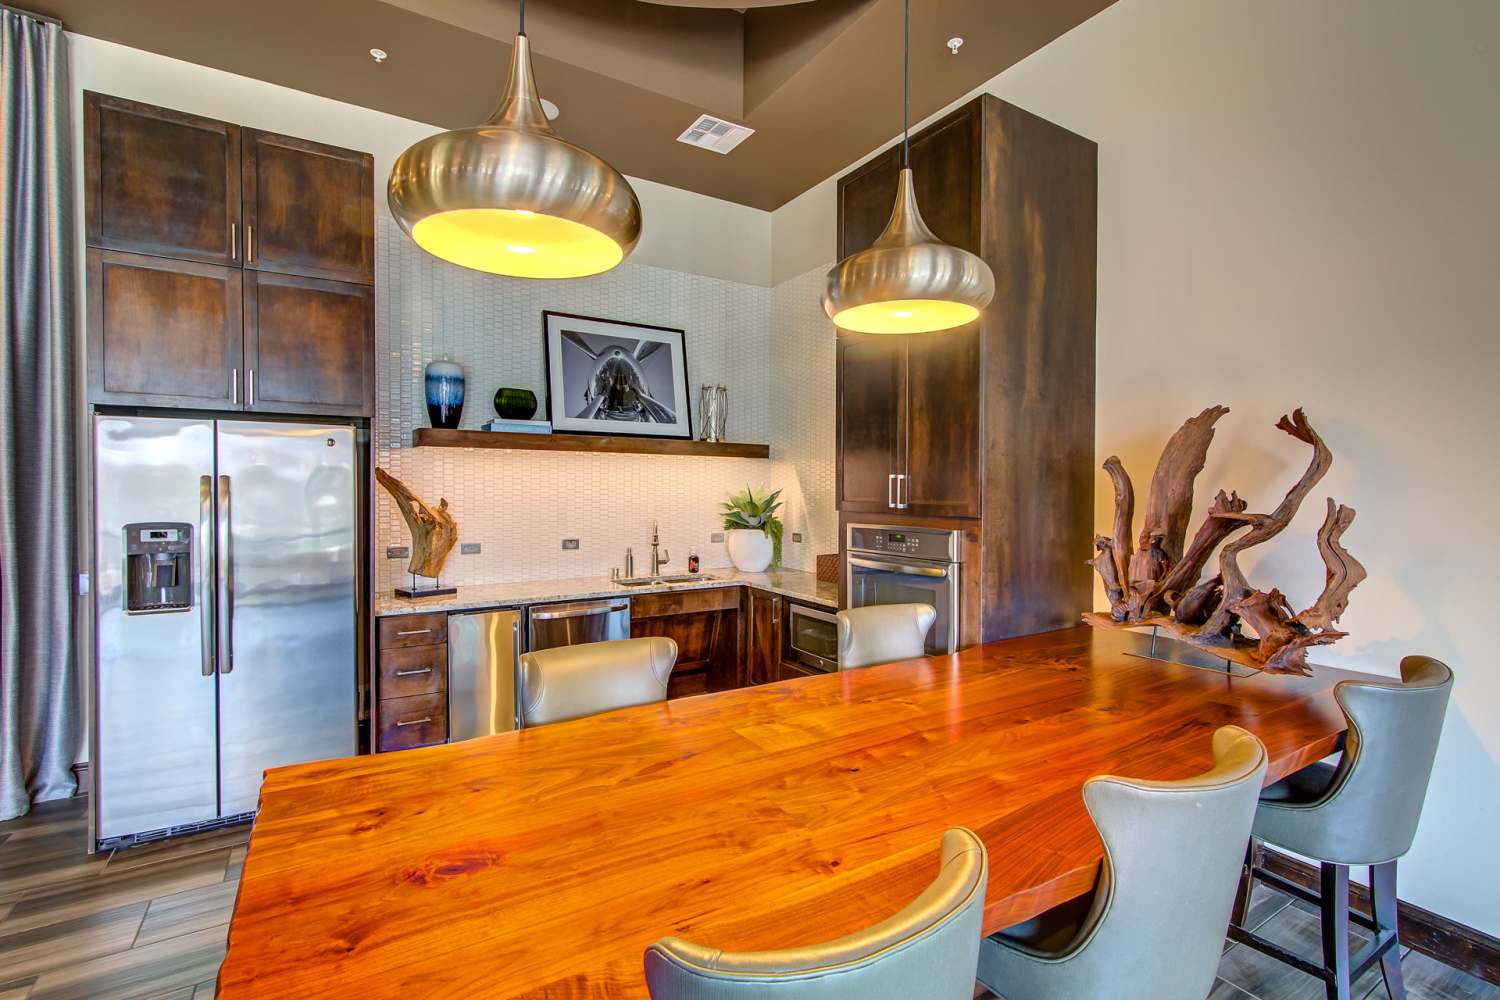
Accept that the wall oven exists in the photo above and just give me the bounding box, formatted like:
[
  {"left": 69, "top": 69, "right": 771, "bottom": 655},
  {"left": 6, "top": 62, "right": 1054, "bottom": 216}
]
[
  {"left": 846, "top": 524, "right": 962, "bottom": 654},
  {"left": 783, "top": 603, "right": 840, "bottom": 673}
]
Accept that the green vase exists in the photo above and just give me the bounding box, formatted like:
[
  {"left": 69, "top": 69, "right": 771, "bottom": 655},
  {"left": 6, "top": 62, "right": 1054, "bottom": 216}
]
[{"left": 493, "top": 388, "right": 538, "bottom": 420}]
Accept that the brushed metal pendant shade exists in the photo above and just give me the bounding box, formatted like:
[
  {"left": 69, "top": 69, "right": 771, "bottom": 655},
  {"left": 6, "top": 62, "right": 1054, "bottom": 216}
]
[
  {"left": 388, "top": 22, "right": 641, "bottom": 279},
  {"left": 821, "top": 0, "right": 994, "bottom": 334}
]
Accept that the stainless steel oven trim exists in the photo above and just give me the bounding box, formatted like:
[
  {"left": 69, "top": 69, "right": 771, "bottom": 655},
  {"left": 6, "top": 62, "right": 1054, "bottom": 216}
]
[
  {"left": 845, "top": 551, "right": 961, "bottom": 655},
  {"left": 846, "top": 522, "right": 961, "bottom": 562}
]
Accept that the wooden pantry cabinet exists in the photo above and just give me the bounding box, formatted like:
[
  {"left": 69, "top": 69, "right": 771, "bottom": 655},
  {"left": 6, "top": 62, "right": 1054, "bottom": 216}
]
[
  {"left": 835, "top": 95, "right": 1098, "bottom": 642},
  {"left": 83, "top": 92, "right": 374, "bottom": 416}
]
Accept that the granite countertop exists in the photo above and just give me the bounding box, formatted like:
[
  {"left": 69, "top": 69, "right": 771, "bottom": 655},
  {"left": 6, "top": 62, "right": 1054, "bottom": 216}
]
[{"left": 374, "top": 567, "right": 838, "bottom": 617}]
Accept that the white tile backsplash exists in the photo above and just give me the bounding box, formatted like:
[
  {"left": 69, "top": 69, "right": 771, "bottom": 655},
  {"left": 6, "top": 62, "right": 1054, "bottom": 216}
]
[{"left": 374, "top": 213, "right": 837, "bottom": 590}]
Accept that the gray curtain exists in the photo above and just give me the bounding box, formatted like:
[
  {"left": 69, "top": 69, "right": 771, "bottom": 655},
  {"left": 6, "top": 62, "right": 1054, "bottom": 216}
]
[{"left": 0, "top": 7, "right": 78, "bottom": 820}]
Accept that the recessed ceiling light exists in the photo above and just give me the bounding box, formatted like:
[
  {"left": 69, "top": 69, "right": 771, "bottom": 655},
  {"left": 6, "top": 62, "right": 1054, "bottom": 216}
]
[
  {"left": 370, "top": 48, "right": 388, "bottom": 63},
  {"left": 947, "top": 37, "right": 964, "bottom": 55}
]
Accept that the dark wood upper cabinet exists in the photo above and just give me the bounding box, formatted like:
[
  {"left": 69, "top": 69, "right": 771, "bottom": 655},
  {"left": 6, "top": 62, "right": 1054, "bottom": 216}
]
[
  {"left": 835, "top": 95, "right": 1098, "bottom": 642},
  {"left": 87, "top": 249, "right": 242, "bottom": 408},
  {"left": 836, "top": 336, "right": 905, "bottom": 514},
  {"left": 244, "top": 272, "right": 374, "bottom": 417},
  {"left": 242, "top": 130, "right": 373, "bottom": 285},
  {"left": 84, "top": 95, "right": 375, "bottom": 417},
  {"left": 84, "top": 92, "right": 240, "bottom": 265}
]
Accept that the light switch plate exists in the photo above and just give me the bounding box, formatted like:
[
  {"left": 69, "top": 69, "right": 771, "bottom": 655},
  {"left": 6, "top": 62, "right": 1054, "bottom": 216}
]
[
  {"left": 386, "top": 546, "right": 410, "bottom": 560},
  {"left": 460, "top": 543, "right": 481, "bottom": 555},
  {"left": 710, "top": 532, "right": 724, "bottom": 543},
  {"left": 792, "top": 532, "right": 803, "bottom": 543},
  {"left": 561, "top": 538, "right": 580, "bottom": 550}
]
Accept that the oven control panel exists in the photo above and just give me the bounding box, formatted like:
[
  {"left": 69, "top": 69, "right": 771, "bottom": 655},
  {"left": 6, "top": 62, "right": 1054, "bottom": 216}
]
[{"left": 846, "top": 524, "right": 960, "bottom": 563}]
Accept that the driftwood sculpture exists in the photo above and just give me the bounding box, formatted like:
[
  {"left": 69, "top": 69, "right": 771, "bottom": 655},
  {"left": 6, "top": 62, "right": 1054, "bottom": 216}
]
[
  {"left": 1084, "top": 407, "right": 1366, "bottom": 675},
  {"left": 375, "top": 468, "right": 458, "bottom": 580}
]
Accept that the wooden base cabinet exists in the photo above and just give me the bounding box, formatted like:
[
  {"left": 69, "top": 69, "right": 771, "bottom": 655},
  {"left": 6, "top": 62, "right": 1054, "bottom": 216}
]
[
  {"left": 835, "top": 95, "right": 1097, "bottom": 641},
  {"left": 374, "top": 613, "right": 449, "bottom": 752},
  {"left": 630, "top": 588, "right": 742, "bottom": 698},
  {"left": 745, "top": 588, "right": 784, "bottom": 686}
]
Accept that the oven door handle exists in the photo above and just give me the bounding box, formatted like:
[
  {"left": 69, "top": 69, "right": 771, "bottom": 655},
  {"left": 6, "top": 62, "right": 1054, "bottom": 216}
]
[{"left": 847, "top": 556, "right": 951, "bottom": 578}]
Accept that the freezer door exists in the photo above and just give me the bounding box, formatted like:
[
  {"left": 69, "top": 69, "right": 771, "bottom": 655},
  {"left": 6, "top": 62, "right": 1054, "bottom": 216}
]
[
  {"left": 215, "top": 421, "right": 357, "bottom": 815},
  {"left": 95, "top": 416, "right": 219, "bottom": 842},
  {"left": 448, "top": 610, "right": 521, "bottom": 740}
]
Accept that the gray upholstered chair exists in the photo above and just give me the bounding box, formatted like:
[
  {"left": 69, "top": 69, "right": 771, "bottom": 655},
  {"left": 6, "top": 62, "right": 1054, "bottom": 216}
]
[
  {"left": 518, "top": 637, "right": 677, "bottom": 727},
  {"left": 976, "top": 726, "right": 1267, "bottom": 1000},
  {"left": 644, "top": 827, "right": 985, "bottom": 999},
  {"left": 1230, "top": 656, "right": 1453, "bottom": 1000},
  {"left": 835, "top": 603, "right": 936, "bottom": 669}
]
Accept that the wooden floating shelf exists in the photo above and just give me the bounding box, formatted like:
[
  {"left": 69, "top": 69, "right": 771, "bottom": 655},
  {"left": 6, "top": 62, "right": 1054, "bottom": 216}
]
[{"left": 412, "top": 428, "right": 771, "bottom": 459}]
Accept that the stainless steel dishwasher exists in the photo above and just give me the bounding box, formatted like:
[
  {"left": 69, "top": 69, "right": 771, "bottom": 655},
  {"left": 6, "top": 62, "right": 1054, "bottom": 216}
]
[
  {"left": 447, "top": 609, "right": 522, "bottom": 740},
  {"left": 527, "top": 597, "right": 631, "bottom": 651}
]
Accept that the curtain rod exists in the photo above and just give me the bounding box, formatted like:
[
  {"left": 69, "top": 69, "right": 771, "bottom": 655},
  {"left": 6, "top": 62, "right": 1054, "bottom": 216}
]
[{"left": 0, "top": 3, "right": 62, "bottom": 27}]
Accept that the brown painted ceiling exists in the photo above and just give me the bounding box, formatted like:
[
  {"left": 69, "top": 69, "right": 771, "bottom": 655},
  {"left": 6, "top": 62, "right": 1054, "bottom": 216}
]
[{"left": 35, "top": 0, "right": 1113, "bottom": 210}]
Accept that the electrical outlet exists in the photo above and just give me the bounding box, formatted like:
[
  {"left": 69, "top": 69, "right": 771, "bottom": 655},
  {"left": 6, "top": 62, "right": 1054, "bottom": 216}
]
[
  {"left": 460, "top": 543, "right": 481, "bottom": 555},
  {"left": 386, "top": 546, "right": 410, "bottom": 560},
  {"left": 792, "top": 532, "right": 803, "bottom": 543},
  {"left": 710, "top": 532, "right": 724, "bottom": 543},
  {"left": 561, "top": 538, "right": 580, "bottom": 550}
]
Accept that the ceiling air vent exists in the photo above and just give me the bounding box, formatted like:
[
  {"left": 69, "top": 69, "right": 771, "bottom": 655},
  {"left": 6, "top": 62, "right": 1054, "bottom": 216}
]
[{"left": 676, "top": 114, "right": 754, "bottom": 155}]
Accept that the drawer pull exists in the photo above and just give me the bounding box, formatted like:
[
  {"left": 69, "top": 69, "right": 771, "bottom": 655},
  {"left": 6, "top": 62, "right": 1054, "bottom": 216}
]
[
  {"left": 396, "top": 627, "right": 434, "bottom": 636},
  {"left": 395, "top": 716, "right": 432, "bottom": 727},
  {"left": 395, "top": 667, "right": 433, "bottom": 677}
]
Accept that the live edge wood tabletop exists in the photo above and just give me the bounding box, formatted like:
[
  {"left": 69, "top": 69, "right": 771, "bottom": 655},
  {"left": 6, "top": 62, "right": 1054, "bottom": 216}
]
[{"left": 217, "top": 626, "right": 1366, "bottom": 999}]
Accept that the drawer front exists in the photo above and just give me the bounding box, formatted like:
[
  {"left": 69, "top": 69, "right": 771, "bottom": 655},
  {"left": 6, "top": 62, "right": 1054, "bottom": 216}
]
[
  {"left": 379, "top": 644, "right": 447, "bottom": 700},
  {"left": 378, "top": 612, "right": 447, "bottom": 649},
  {"left": 630, "top": 587, "right": 739, "bottom": 620},
  {"left": 377, "top": 692, "right": 447, "bottom": 751}
]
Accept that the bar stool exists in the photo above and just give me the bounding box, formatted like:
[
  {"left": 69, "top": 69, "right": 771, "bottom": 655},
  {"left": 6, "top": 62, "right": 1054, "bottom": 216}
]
[
  {"left": 1229, "top": 655, "right": 1453, "bottom": 1000},
  {"left": 644, "top": 828, "right": 986, "bottom": 998},
  {"left": 976, "top": 726, "right": 1267, "bottom": 1000},
  {"left": 836, "top": 603, "right": 936, "bottom": 668},
  {"left": 519, "top": 637, "right": 677, "bottom": 726}
]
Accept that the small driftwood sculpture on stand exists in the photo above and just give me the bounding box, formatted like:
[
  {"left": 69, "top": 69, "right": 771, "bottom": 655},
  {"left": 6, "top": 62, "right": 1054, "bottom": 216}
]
[
  {"left": 1084, "top": 406, "right": 1366, "bottom": 675},
  {"left": 375, "top": 468, "right": 459, "bottom": 598}
]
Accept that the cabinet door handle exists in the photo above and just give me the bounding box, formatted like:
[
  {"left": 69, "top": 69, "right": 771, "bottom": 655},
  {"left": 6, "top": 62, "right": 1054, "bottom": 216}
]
[
  {"left": 247, "top": 369, "right": 255, "bottom": 407},
  {"left": 897, "top": 474, "right": 909, "bottom": 510},
  {"left": 395, "top": 667, "right": 433, "bottom": 677},
  {"left": 395, "top": 716, "right": 432, "bottom": 728},
  {"left": 245, "top": 223, "right": 254, "bottom": 262},
  {"left": 887, "top": 473, "right": 897, "bottom": 509},
  {"left": 396, "top": 628, "right": 432, "bottom": 636},
  {"left": 231, "top": 368, "right": 240, "bottom": 404},
  {"left": 230, "top": 222, "right": 238, "bottom": 262}
]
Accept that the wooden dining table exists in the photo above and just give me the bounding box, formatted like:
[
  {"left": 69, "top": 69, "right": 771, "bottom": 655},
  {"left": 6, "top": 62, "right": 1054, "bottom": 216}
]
[{"left": 216, "top": 626, "right": 1370, "bottom": 998}]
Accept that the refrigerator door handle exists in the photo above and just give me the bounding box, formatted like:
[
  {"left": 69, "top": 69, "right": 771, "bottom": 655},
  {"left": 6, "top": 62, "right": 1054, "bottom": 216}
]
[
  {"left": 217, "top": 474, "right": 234, "bottom": 674},
  {"left": 199, "top": 476, "right": 216, "bottom": 676}
]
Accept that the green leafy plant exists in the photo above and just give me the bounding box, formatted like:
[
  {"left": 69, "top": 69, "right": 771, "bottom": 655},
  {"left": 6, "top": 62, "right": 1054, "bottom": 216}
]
[{"left": 721, "top": 486, "right": 784, "bottom": 568}]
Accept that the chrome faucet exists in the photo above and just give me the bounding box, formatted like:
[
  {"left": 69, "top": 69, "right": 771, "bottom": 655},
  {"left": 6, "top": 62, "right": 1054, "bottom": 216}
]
[{"left": 650, "top": 520, "right": 670, "bottom": 576}]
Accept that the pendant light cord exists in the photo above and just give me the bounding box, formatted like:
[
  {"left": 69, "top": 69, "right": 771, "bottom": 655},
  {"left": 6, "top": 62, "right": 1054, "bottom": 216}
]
[
  {"left": 519, "top": 0, "right": 526, "bottom": 36},
  {"left": 902, "top": 0, "right": 910, "bottom": 169}
]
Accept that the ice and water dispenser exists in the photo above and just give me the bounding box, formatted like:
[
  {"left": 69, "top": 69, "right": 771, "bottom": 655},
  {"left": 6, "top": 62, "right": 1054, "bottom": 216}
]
[{"left": 123, "top": 522, "right": 194, "bottom": 613}]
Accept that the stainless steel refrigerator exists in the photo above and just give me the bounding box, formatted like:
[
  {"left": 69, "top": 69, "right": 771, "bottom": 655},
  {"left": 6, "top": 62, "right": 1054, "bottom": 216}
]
[{"left": 92, "top": 415, "right": 359, "bottom": 848}]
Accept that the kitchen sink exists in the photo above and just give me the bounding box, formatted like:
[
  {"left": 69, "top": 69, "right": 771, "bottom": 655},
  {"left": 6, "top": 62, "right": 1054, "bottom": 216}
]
[{"left": 615, "top": 574, "right": 719, "bottom": 587}]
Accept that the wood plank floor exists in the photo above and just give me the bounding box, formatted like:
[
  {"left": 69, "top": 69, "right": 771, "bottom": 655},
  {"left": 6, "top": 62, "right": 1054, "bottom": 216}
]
[{"left": 1, "top": 796, "right": 1493, "bottom": 999}]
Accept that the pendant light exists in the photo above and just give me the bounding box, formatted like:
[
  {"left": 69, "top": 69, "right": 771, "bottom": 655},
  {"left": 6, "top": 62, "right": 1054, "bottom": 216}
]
[
  {"left": 388, "top": 0, "right": 642, "bottom": 279},
  {"left": 821, "top": 0, "right": 994, "bottom": 334}
]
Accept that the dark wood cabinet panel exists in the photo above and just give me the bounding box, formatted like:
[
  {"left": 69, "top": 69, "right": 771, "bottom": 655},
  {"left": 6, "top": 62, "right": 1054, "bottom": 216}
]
[
  {"left": 746, "top": 589, "right": 783, "bottom": 686},
  {"left": 242, "top": 130, "right": 373, "bottom": 284},
  {"left": 376, "top": 692, "right": 447, "bottom": 752},
  {"left": 84, "top": 92, "right": 240, "bottom": 265},
  {"left": 244, "top": 271, "right": 374, "bottom": 417},
  {"left": 903, "top": 326, "right": 982, "bottom": 518},
  {"left": 631, "top": 588, "right": 741, "bottom": 694},
  {"left": 836, "top": 336, "right": 904, "bottom": 514},
  {"left": 377, "top": 645, "right": 447, "bottom": 700},
  {"left": 87, "top": 249, "right": 242, "bottom": 408},
  {"left": 377, "top": 612, "right": 448, "bottom": 650}
]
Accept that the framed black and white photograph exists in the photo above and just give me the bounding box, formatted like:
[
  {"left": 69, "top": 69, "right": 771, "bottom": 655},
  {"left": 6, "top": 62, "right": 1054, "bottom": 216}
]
[{"left": 543, "top": 311, "right": 693, "bottom": 439}]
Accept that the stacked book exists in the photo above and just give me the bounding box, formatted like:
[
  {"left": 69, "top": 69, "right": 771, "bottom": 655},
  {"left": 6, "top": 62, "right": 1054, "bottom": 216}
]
[{"left": 481, "top": 418, "right": 552, "bottom": 435}]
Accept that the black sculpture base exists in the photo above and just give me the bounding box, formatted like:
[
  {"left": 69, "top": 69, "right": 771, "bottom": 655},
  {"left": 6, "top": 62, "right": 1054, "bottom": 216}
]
[{"left": 395, "top": 584, "right": 457, "bottom": 599}]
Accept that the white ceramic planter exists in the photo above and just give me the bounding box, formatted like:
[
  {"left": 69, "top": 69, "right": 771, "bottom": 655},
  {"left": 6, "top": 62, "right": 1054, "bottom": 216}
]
[{"left": 725, "top": 528, "right": 773, "bottom": 573}]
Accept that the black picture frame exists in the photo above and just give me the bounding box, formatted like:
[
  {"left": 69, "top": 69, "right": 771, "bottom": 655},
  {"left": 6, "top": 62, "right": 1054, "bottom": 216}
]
[{"left": 542, "top": 310, "right": 694, "bottom": 440}]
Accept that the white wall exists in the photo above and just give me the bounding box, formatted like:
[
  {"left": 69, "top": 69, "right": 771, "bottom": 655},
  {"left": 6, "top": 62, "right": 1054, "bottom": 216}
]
[
  {"left": 772, "top": 0, "right": 1500, "bottom": 935},
  {"left": 69, "top": 35, "right": 772, "bottom": 287}
]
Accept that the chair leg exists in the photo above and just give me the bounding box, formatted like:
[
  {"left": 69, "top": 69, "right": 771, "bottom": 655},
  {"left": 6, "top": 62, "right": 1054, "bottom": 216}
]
[
  {"left": 1231, "top": 837, "right": 1258, "bottom": 928},
  {"left": 1320, "top": 863, "right": 1353, "bottom": 1000},
  {"left": 1371, "top": 861, "right": 1407, "bottom": 1000}
]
